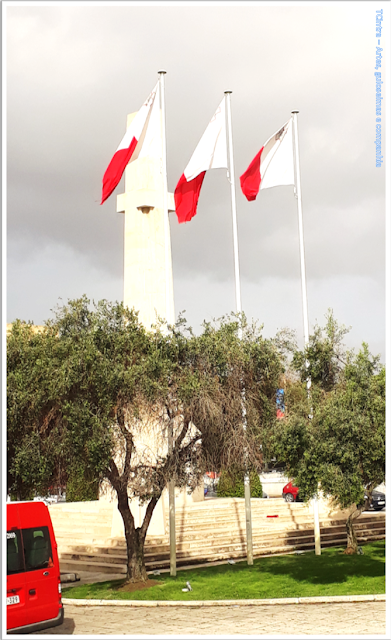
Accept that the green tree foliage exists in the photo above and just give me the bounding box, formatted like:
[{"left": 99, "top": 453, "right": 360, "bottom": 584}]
[
  {"left": 7, "top": 320, "right": 66, "bottom": 499},
  {"left": 272, "top": 312, "right": 385, "bottom": 552},
  {"left": 291, "top": 311, "right": 350, "bottom": 391},
  {"left": 7, "top": 299, "right": 282, "bottom": 581},
  {"left": 217, "top": 467, "right": 263, "bottom": 498}
]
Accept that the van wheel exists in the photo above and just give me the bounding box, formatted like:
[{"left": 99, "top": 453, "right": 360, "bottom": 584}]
[{"left": 285, "top": 493, "right": 294, "bottom": 503}]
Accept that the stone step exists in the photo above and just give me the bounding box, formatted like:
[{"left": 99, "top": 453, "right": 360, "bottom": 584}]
[
  {"left": 323, "top": 521, "right": 385, "bottom": 535},
  {"left": 150, "top": 532, "right": 386, "bottom": 565},
  {"left": 174, "top": 502, "right": 382, "bottom": 515},
  {"left": 58, "top": 530, "right": 385, "bottom": 575},
  {"left": 55, "top": 515, "right": 382, "bottom": 545},
  {"left": 58, "top": 524, "right": 386, "bottom": 567},
  {"left": 53, "top": 496, "right": 385, "bottom": 576},
  {"left": 166, "top": 497, "right": 307, "bottom": 508},
  {"left": 60, "top": 515, "right": 383, "bottom": 549},
  {"left": 166, "top": 505, "right": 311, "bottom": 519},
  {"left": 59, "top": 551, "right": 129, "bottom": 566},
  {"left": 151, "top": 525, "right": 385, "bottom": 556},
  {"left": 169, "top": 514, "right": 317, "bottom": 527},
  {"left": 162, "top": 515, "right": 383, "bottom": 542},
  {"left": 178, "top": 499, "right": 316, "bottom": 509},
  {"left": 54, "top": 534, "right": 169, "bottom": 549},
  {"left": 174, "top": 522, "right": 385, "bottom": 548},
  {"left": 163, "top": 507, "right": 356, "bottom": 526},
  {"left": 52, "top": 503, "right": 377, "bottom": 543},
  {"left": 56, "top": 523, "right": 385, "bottom": 565},
  {"left": 59, "top": 558, "right": 127, "bottom": 575},
  {"left": 168, "top": 504, "right": 311, "bottom": 518},
  {"left": 170, "top": 511, "right": 384, "bottom": 527}
]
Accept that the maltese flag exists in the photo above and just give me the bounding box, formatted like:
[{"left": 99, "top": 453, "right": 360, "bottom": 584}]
[
  {"left": 240, "top": 119, "right": 294, "bottom": 201},
  {"left": 174, "top": 99, "right": 227, "bottom": 223},
  {"left": 101, "top": 83, "right": 160, "bottom": 204}
]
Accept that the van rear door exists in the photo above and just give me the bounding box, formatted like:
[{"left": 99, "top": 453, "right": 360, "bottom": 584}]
[
  {"left": 6, "top": 505, "right": 27, "bottom": 630},
  {"left": 22, "top": 525, "right": 59, "bottom": 626},
  {"left": 18, "top": 503, "right": 60, "bottom": 627}
]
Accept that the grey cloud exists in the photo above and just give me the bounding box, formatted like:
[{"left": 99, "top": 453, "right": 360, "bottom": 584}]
[{"left": 6, "top": 3, "right": 386, "bottom": 360}]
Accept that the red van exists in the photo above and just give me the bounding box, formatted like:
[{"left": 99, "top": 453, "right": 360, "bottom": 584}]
[{"left": 6, "top": 501, "right": 64, "bottom": 634}]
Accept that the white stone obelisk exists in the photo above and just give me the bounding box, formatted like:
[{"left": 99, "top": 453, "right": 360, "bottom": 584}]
[{"left": 116, "top": 123, "right": 175, "bottom": 328}]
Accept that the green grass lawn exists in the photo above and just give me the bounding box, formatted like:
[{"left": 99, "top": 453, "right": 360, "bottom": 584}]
[{"left": 62, "top": 540, "right": 385, "bottom": 601}]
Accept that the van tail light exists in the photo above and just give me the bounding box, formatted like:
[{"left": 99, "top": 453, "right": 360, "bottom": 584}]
[{"left": 58, "top": 578, "right": 62, "bottom": 601}]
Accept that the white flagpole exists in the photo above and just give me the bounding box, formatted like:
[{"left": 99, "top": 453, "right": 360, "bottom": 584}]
[
  {"left": 291, "top": 112, "right": 310, "bottom": 350},
  {"left": 159, "top": 70, "right": 176, "bottom": 576},
  {"left": 291, "top": 110, "right": 321, "bottom": 556},
  {"left": 225, "top": 90, "right": 254, "bottom": 566},
  {"left": 158, "top": 70, "right": 173, "bottom": 326},
  {"left": 225, "top": 91, "right": 242, "bottom": 316}
]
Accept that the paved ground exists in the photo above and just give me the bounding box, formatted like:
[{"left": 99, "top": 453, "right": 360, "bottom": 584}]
[{"left": 33, "top": 600, "right": 386, "bottom": 636}]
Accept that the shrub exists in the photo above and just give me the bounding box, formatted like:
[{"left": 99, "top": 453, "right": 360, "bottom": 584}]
[
  {"left": 217, "top": 466, "right": 263, "bottom": 498},
  {"left": 65, "top": 466, "right": 99, "bottom": 502}
]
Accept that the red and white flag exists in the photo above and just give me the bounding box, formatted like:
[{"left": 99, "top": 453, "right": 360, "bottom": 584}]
[
  {"left": 174, "top": 99, "right": 227, "bottom": 223},
  {"left": 240, "top": 119, "right": 294, "bottom": 201},
  {"left": 101, "top": 83, "right": 161, "bottom": 204}
]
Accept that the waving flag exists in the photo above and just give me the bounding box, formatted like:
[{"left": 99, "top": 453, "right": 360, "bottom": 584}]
[
  {"left": 101, "top": 83, "right": 160, "bottom": 204},
  {"left": 240, "top": 119, "right": 294, "bottom": 201},
  {"left": 174, "top": 99, "right": 227, "bottom": 223}
]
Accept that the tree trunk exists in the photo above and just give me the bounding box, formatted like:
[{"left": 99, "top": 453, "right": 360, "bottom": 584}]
[
  {"left": 345, "top": 504, "right": 365, "bottom": 553},
  {"left": 116, "top": 488, "right": 148, "bottom": 582},
  {"left": 125, "top": 527, "right": 148, "bottom": 583},
  {"left": 345, "top": 513, "right": 358, "bottom": 553}
]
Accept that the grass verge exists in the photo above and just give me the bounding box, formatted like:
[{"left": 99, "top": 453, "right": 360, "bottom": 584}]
[{"left": 62, "top": 540, "right": 385, "bottom": 601}]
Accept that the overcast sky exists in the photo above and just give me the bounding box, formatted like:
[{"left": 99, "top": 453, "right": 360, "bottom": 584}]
[{"left": 4, "top": 1, "right": 389, "bottom": 361}]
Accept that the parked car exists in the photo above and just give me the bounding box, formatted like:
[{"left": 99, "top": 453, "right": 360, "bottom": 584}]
[
  {"left": 363, "top": 490, "right": 385, "bottom": 511},
  {"left": 6, "top": 501, "right": 64, "bottom": 634},
  {"left": 283, "top": 482, "right": 386, "bottom": 510},
  {"left": 282, "top": 481, "right": 300, "bottom": 502}
]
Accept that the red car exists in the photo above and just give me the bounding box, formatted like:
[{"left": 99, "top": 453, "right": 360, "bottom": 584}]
[
  {"left": 282, "top": 481, "right": 300, "bottom": 502},
  {"left": 7, "top": 501, "right": 64, "bottom": 634}
]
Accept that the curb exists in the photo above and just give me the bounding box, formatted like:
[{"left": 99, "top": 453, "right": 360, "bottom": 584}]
[{"left": 62, "top": 594, "right": 386, "bottom": 607}]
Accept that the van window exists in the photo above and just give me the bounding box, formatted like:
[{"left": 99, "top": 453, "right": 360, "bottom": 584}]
[
  {"left": 7, "top": 530, "right": 24, "bottom": 575},
  {"left": 22, "top": 526, "right": 53, "bottom": 571}
]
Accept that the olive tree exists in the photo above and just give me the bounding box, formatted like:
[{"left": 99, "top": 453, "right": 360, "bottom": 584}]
[
  {"left": 272, "top": 313, "right": 385, "bottom": 553},
  {"left": 7, "top": 299, "right": 282, "bottom": 581}
]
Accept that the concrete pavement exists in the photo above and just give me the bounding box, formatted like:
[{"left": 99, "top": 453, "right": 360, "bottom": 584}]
[{"left": 32, "top": 596, "right": 386, "bottom": 636}]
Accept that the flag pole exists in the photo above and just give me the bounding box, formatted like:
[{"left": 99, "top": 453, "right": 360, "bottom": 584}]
[
  {"left": 225, "top": 91, "right": 242, "bottom": 315},
  {"left": 291, "top": 110, "right": 321, "bottom": 556},
  {"left": 291, "top": 112, "right": 310, "bottom": 349},
  {"left": 159, "top": 70, "right": 176, "bottom": 576},
  {"left": 225, "top": 90, "right": 254, "bottom": 566},
  {"left": 158, "top": 70, "right": 173, "bottom": 327}
]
